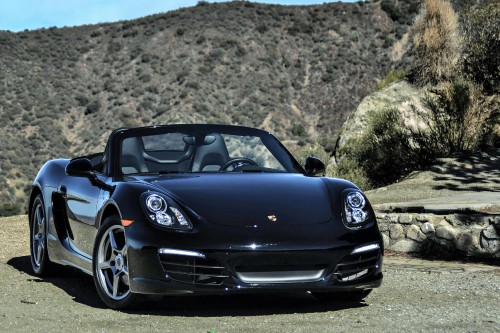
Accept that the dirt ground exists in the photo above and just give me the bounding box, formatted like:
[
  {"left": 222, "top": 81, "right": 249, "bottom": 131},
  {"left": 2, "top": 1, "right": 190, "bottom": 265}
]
[
  {"left": 366, "top": 149, "right": 500, "bottom": 206},
  {"left": 1, "top": 215, "right": 499, "bottom": 333}
]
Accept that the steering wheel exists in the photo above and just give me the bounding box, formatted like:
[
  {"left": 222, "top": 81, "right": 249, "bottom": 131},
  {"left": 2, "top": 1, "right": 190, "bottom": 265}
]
[{"left": 220, "top": 157, "right": 258, "bottom": 171}]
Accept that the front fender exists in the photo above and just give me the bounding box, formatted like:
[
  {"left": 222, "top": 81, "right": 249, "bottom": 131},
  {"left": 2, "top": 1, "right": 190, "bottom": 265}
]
[
  {"left": 104, "top": 181, "right": 160, "bottom": 224},
  {"left": 29, "top": 159, "right": 70, "bottom": 220}
]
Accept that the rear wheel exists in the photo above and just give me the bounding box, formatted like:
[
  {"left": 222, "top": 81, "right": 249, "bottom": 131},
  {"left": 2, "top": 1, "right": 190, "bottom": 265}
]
[
  {"left": 313, "top": 289, "right": 372, "bottom": 302},
  {"left": 29, "top": 194, "right": 53, "bottom": 275},
  {"left": 93, "top": 215, "right": 139, "bottom": 309}
]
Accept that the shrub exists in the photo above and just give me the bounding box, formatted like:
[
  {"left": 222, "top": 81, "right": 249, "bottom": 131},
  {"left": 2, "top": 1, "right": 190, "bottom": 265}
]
[
  {"left": 413, "top": 80, "right": 492, "bottom": 154},
  {"left": 176, "top": 28, "right": 186, "bottom": 37},
  {"left": 291, "top": 124, "right": 306, "bottom": 136},
  {"left": 334, "top": 156, "right": 371, "bottom": 190},
  {"left": 462, "top": 3, "right": 500, "bottom": 95},
  {"left": 196, "top": 35, "right": 206, "bottom": 44},
  {"left": 85, "top": 99, "right": 101, "bottom": 115},
  {"left": 0, "top": 202, "right": 22, "bottom": 217},
  {"left": 341, "top": 79, "right": 495, "bottom": 189},
  {"left": 359, "top": 108, "right": 425, "bottom": 186},
  {"left": 409, "top": 0, "right": 461, "bottom": 86},
  {"left": 290, "top": 143, "right": 332, "bottom": 174},
  {"left": 381, "top": 0, "right": 400, "bottom": 22},
  {"left": 75, "top": 94, "right": 89, "bottom": 106},
  {"left": 378, "top": 69, "right": 407, "bottom": 90},
  {"left": 337, "top": 108, "right": 432, "bottom": 188},
  {"left": 287, "top": 22, "right": 314, "bottom": 36},
  {"left": 256, "top": 24, "right": 268, "bottom": 34}
]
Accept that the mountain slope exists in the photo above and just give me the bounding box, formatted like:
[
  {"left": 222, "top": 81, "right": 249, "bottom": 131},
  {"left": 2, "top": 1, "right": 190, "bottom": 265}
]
[{"left": 0, "top": 0, "right": 420, "bottom": 215}]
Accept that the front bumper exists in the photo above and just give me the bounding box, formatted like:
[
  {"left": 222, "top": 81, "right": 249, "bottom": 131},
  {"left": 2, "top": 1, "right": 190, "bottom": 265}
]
[{"left": 125, "top": 221, "right": 383, "bottom": 295}]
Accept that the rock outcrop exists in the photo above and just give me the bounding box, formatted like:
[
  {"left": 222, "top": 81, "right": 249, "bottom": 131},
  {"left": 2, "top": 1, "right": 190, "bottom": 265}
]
[{"left": 335, "top": 80, "right": 427, "bottom": 154}]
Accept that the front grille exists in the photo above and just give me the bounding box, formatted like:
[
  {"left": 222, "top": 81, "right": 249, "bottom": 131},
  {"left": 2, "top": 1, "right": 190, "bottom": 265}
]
[
  {"left": 158, "top": 254, "right": 228, "bottom": 285},
  {"left": 334, "top": 249, "right": 380, "bottom": 282}
]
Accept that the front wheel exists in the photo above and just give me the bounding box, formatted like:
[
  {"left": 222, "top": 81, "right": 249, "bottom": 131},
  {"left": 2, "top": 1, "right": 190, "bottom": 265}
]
[
  {"left": 312, "top": 289, "right": 372, "bottom": 302},
  {"left": 93, "top": 216, "right": 139, "bottom": 309},
  {"left": 29, "top": 194, "right": 54, "bottom": 275}
]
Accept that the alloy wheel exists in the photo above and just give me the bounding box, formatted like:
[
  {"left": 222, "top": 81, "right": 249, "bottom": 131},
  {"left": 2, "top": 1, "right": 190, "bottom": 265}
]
[
  {"left": 96, "top": 225, "right": 130, "bottom": 300},
  {"left": 31, "top": 203, "right": 46, "bottom": 269}
]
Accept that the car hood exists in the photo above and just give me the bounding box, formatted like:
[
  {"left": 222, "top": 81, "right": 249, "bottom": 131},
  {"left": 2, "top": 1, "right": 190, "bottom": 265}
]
[{"left": 133, "top": 173, "right": 333, "bottom": 227}]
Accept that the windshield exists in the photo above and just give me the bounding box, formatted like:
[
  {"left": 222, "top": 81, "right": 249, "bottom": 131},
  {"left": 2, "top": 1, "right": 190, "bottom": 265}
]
[{"left": 117, "top": 125, "right": 302, "bottom": 175}]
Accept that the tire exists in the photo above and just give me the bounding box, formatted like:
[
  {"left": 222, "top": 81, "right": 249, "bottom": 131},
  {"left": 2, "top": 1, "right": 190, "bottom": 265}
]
[
  {"left": 29, "top": 194, "right": 54, "bottom": 275},
  {"left": 313, "top": 289, "right": 372, "bottom": 302},
  {"left": 92, "top": 215, "right": 139, "bottom": 309}
]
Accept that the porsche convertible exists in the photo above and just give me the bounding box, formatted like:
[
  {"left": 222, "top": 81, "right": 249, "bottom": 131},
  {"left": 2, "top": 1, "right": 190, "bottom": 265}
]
[{"left": 28, "top": 124, "right": 383, "bottom": 309}]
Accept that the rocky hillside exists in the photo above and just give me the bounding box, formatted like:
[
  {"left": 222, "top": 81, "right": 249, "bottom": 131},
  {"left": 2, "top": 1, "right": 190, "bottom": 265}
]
[
  {"left": 1, "top": 0, "right": 484, "bottom": 215},
  {"left": 0, "top": 0, "right": 425, "bottom": 215}
]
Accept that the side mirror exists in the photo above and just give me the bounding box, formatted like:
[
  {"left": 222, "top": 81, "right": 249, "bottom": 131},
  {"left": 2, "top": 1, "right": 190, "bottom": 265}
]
[
  {"left": 65, "top": 157, "right": 114, "bottom": 192},
  {"left": 304, "top": 156, "right": 325, "bottom": 176},
  {"left": 66, "top": 158, "right": 93, "bottom": 177}
]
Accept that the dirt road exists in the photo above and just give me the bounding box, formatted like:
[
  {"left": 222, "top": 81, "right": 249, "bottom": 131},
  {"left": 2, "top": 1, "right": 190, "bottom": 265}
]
[{"left": 1, "top": 216, "right": 499, "bottom": 332}]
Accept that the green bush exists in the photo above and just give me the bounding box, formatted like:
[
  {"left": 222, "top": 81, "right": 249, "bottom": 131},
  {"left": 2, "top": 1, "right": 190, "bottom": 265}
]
[
  {"left": 378, "top": 69, "right": 407, "bottom": 90},
  {"left": 176, "top": 28, "right": 186, "bottom": 37},
  {"left": 256, "top": 24, "right": 268, "bottom": 34},
  {"left": 0, "top": 202, "right": 22, "bottom": 217},
  {"left": 338, "top": 78, "right": 495, "bottom": 189},
  {"left": 462, "top": 3, "right": 500, "bottom": 95},
  {"left": 85, "top": 99, "right": 101, "bottom": 115},
  {"left": 381, "top": 0, "right": 400, "bottom": 22},
  {"left": 413, "top": 80, "right": 492, "bottom": 154},
  {"left": 338, "top": 108, "right": 430, "bottom": 188},
  {"left": 334, "top": 156, "right": 371, "bottom": 190},
  {"left": 292, "top": 144, "right": 329, "bottom": 165}
]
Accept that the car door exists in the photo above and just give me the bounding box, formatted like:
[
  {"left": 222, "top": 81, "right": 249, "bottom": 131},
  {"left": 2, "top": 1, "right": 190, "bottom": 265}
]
[{"left": 60, "top": 174, "right": 102, "bottom": 257}]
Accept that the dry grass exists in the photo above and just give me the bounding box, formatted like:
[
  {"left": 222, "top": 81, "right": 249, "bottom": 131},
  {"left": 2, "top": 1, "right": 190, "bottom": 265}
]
[
  {"left": 410, "top": 0, "right": 462, "bottom": 85},
  {"left": 415, "top": 80, "right": 492, "bottom": 153}
]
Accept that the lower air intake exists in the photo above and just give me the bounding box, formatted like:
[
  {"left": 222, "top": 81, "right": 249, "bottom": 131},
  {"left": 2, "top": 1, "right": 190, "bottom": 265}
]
[
  {"left": 158, "top": 254, "right": 228, "bottom": 285},
  {"left": 235, "top": 264, "right": 328, "bottom": 284},
  {"left": 334, "top": 249, "right": 381, "bottom": 282}
]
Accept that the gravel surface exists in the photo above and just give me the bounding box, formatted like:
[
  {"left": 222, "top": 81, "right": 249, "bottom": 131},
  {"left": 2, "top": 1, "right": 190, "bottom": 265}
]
[{"left": 1, "top": 215, "right": 499, "bottom": 333}]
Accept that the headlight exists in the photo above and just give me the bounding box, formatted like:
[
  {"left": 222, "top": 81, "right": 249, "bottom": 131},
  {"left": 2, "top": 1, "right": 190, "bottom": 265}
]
[
  {"left": 140, "top": 192, "right": 192, "bottom": 230},
  {"left": 146, "top": 194, "right": 166, "bottom": 212},
  {"left": 343, "top": 190, "right": 371, "bottom": 229}
]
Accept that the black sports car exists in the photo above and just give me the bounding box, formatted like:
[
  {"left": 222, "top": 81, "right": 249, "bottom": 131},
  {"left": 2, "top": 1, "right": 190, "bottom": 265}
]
[{"left": 29, "top": 124, "right": 383, "bottom": 309}]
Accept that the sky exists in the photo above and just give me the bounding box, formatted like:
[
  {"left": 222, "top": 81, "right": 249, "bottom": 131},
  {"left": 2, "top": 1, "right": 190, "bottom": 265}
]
[{"left": 0, "top": 0, "right": 355, "bottom": 32}]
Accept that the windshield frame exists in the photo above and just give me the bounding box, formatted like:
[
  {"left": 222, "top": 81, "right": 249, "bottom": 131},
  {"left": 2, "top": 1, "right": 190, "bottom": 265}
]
[{"left": 108, "top": 124, "right": 305, "bottom": 177}]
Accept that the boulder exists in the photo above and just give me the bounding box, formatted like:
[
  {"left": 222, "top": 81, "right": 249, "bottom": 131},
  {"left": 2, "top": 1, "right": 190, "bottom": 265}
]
[
  {"left": 421, "top": 222, "right": 435, "bottom": 235},
  {"left": 407, "top": 225, "right": 427, "bottom": 243},
  {"left": 389, "top": 224, "right": 404, "bottom": 239},
  {"left": 455, "top": 232, "right": 480, "bottom": 255},
  {"left": 390, "top": 239, "right": 421, "bottom": 253},
  {"left": 336, "top": 80, "right": 428, "bottom": 153},
  {"left": 382, "top": 233, "right": 391, "bottom": 248},
  {"left": 480, "top": 226, "right": 500, "bottom": 254},
  {"left": 436, "top": 225, "right": 457, "bottom": 241},
  {"left": 398, "top": 214, "right": 413, "bottom": 224}
]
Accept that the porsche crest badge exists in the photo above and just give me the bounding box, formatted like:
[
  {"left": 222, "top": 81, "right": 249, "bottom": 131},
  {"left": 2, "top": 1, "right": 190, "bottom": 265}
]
[{"left": 267, "top": 215, "right": 277, "bottom": 222}]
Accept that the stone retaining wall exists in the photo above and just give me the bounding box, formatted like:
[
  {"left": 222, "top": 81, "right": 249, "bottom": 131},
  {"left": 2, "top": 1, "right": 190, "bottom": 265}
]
[{"left": 376, "top": 212, "right": 500, "bottom": 260}]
